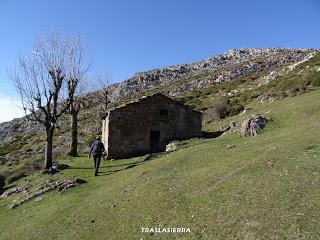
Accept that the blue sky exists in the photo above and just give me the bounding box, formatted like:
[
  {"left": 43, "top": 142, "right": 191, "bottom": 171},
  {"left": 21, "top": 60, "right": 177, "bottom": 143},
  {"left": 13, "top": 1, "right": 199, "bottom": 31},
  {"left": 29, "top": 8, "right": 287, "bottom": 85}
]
[{"left": 0, "top": 0, "right": 320, "bottom": 122}]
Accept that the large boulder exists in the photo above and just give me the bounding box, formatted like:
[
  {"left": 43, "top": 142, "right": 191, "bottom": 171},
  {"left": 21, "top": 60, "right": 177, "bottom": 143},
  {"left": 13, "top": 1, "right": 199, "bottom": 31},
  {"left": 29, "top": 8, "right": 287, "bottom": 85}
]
[{"left": 239, "top": 115, "right": 268, "bottom": 137}]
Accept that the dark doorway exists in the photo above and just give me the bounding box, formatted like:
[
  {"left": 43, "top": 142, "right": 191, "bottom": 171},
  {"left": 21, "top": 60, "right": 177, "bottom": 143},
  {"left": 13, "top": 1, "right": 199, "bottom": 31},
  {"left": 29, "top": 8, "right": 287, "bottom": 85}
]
[{"left": 150, "top": 130, "right": 160, "bottom": 153}]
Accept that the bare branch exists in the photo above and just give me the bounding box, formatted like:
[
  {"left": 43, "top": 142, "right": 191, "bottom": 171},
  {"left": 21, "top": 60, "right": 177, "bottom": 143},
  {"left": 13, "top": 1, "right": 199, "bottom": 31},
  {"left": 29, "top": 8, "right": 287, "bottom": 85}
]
[{"left": 87, "top": 72, "right": 112, "bottom": 119}]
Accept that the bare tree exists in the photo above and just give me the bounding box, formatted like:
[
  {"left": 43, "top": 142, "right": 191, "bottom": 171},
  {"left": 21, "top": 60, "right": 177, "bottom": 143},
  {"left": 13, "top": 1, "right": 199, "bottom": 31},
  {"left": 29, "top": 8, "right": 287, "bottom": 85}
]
[
  {"left": 65, "top": 37, "right": 90, "bottom": 157},
  {"left": 10, "top": 33, "right": 82, "bottom": 169},
  {"left": 68, "top": 95, "right": 82, "bottom": 157},
  {"left": 95, "top": 73, "right": 111, "bottom": 119}
]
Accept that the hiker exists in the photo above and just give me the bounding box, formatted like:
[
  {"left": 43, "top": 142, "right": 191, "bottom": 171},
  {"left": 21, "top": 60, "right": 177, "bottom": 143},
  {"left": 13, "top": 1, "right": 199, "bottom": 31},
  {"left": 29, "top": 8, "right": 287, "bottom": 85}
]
[{"left": 89, "top": 136, "right": 105, "bottom": 176}]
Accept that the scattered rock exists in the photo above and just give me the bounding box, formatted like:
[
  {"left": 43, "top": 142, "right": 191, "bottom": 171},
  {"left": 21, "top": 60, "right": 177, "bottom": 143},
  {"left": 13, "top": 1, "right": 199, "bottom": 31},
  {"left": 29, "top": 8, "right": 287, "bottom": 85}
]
[
  {"left": 35, "top": 196, "right": 43, "bottom": 202},
  {"left": 143, "top": 154, "right": 153, "bottom": 161},
  {"left": 239, "top": 115, "right": 268, "bottom": 137},
  {"left": 265, "top": 160, "right": 274, "bottom": 167},
  {"left": 8, "top": 178, "right": 85, "bottom": 209},
  {"left": 57, "top": 179, "right": 78, "bottom": 193},
  {"left": 10, "top": 187, "right": 52, "bottom": 209},
  {"left": 226, "top": 144, "right": 236, "bottom": 149},
  {"left": 1, "top": 185, "right": 30, "bottom": 199},
  {"left": 165, "top": 142, "right": 178, "bottom": 152}
]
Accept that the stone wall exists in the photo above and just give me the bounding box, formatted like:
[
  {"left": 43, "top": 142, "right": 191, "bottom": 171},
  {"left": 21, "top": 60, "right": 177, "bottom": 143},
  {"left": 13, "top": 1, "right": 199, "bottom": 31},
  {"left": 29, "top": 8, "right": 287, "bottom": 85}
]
[{"left": 103, "top": 94, "right": 202, "bottom": 159}]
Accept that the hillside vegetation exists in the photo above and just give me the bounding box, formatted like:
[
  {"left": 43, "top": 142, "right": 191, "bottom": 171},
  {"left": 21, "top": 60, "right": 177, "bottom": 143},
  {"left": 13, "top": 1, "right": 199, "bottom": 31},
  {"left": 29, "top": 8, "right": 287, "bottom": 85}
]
[
  {"left": 0, "top": 49, "right": 319, "bottom": 185},
  {"left": 0, "top": 88, "right": 320, "bottom": 239}
]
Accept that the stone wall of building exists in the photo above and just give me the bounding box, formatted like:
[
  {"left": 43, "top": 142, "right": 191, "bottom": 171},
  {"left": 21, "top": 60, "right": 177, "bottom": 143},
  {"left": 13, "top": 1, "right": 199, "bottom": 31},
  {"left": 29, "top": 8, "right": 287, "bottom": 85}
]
[{"left": 103, "top": 94, "right": 202, "bottom": 159}]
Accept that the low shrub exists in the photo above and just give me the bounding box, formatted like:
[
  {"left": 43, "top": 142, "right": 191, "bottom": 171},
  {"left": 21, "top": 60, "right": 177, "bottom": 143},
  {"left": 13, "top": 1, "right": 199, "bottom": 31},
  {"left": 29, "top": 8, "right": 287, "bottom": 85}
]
[
  {"left": 263, "top": 88, "right": 287, "bottom": 100},
  {"left": 204, "top": 101, "right": 227, "bottom": 122},
  {"left": 204, "top": 98, "right": 244, "bottom": 123},
  {"left": 225, "top": 99, "right": 245, "bottom": 116},
  {"left": 286, "top": 86, "right": 306, "bottom": 96}
]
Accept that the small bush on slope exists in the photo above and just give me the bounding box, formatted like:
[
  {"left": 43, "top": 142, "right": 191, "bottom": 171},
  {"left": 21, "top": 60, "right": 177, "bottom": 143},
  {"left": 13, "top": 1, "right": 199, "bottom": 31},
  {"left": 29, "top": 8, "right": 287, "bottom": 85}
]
[{"left": 204, "top": 97, "right": 244, "bottom": 123}]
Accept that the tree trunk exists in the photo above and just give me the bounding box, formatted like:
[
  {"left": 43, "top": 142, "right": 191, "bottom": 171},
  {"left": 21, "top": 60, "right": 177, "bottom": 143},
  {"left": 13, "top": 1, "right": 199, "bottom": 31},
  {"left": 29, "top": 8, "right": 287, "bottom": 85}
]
[
  {"left": 69, "top": 109, "right": 78, "bottom": 157},
  {"left": 44, "top": 128, "right": 54, "bottom": 169}
]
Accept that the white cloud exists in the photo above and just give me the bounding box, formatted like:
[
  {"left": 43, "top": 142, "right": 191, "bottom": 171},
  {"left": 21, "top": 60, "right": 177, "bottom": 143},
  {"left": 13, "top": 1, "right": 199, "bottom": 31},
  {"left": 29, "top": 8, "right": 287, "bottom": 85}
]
[{"left": 0, "top": 94, "right": 25, "bottom": 123}]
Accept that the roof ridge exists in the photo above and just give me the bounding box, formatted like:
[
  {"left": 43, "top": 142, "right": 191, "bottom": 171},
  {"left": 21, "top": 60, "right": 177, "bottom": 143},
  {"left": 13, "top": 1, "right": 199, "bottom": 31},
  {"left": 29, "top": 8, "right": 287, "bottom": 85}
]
[{"left": 107, "top": 92, "right": 201, "bottom": 114}]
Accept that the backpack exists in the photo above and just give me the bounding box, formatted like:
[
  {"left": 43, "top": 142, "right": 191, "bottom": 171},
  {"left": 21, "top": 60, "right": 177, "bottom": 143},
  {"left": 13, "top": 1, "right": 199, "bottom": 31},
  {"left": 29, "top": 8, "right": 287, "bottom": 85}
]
[{"left": 91, "top": 141, "right": 104, "bottom": 155}]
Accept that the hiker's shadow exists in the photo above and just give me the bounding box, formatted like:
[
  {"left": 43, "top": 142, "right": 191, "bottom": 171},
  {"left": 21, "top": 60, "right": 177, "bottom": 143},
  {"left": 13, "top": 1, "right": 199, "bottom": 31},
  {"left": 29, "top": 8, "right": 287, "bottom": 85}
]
[
  {"left": 98, "top": 163, "right": 140, "bottom": 175},
  {"left": 70, "top": 165, "right": 115, "bottom": 170},
  {"left": 69, "top": 159, "right": 153, "bottom": 170},
  {"left": 97, "top": 153, "right": 159, "bottom": 176}
]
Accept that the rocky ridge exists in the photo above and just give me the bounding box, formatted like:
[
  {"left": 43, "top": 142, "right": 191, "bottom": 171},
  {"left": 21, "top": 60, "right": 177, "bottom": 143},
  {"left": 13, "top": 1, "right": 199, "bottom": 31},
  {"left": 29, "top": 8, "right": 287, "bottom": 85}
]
[{"left": 107, "top": 48, "right": 318, "bottom": 100}]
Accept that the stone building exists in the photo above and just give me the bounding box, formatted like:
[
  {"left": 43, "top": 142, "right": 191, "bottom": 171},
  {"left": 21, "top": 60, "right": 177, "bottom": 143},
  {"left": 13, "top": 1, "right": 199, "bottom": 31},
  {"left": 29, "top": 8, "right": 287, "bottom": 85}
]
[{"left": 101, "top": 93, "right": 202, "bottom": 159}]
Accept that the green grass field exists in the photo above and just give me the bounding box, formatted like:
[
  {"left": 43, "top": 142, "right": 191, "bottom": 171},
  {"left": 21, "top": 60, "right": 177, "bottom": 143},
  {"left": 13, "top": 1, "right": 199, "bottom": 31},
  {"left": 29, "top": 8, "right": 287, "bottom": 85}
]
[{"left": 1, "top": 90, "right": 320, "bottom": 239}]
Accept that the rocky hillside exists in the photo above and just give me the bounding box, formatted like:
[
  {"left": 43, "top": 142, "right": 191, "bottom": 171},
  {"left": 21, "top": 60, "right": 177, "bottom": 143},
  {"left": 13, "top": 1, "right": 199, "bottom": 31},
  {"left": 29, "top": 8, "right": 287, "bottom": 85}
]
[
  {"left": 108, "top": 48, "right": 317, "bottom": 100},
  {"left": 0, "top": 48, "right": 319, "bottom": 180}
]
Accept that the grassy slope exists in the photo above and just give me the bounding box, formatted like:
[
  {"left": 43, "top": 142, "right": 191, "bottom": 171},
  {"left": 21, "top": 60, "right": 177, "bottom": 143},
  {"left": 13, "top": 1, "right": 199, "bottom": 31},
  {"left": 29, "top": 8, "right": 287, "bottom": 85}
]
[{"left": 0, "top": 90, "right": 320, "bottom": 239}]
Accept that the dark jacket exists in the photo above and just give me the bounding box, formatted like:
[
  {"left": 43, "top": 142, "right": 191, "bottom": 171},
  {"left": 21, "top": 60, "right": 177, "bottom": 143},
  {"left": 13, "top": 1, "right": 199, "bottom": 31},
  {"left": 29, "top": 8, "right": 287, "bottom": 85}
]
[{"left": 89, "top": 140, "right": 105, "bottom": 156}]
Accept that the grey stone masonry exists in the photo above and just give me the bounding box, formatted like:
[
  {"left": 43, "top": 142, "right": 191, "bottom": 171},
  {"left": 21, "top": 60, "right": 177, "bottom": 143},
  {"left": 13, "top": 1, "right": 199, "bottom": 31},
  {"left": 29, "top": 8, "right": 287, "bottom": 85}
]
[{"left": 102, "top": 93, "right": 202, "bottom": 159}]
